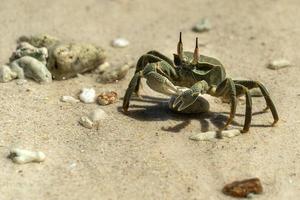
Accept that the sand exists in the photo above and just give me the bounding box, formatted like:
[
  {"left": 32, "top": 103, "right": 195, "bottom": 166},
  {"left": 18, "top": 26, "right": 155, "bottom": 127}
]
[{"left": 0, "top": 0, "right": 299, "bottom": 199}]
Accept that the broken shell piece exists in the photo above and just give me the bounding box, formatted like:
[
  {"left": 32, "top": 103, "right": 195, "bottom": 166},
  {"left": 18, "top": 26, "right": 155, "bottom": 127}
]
[
  {"left": 222, "top": 178, "right": 263, "bottom": 198},
  {"left": 111, "top": 38, "right": 130, "bottom": 48},
  {"left": 0, "top": 65, "right": 17, "bottom": 82},
  {"left": 89, "top": 108, "right": 107, "bottom": 122},
  {"left": 79, "top": 88, "right": 96, "bottom": 103},
  {"left": 9, "top": 148, "right": 46, "bottom": 164},
  {"left": 268, "top": 59, "right": 291, "bottom": 70},
  {"left": 79, "top": 116, "right": 94, "bottom": 129},
  {"left": 192, "top": 18, "right": 211, "bottom": 33},
  {"left": 97, "top": 91, "right": 118, "bottom": 105},
  {"left": 61, "top": 96, "right": 80, "bottom": 103},
  {"left": 189, "top": 129, "right": 241, "bottom": 141}
]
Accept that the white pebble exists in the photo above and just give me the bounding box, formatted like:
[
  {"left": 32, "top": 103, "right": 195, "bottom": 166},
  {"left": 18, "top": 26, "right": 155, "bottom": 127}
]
[
  {"left": 111, "top": 38, "right": 130, "bottom": 48},
  {"left": 79, "top": 88, "right": 96, "bottom": 103},
  {"left": 89, "top": 108, "right": 107, "bottom": 122},
  {"left": 192, "top": 18, "right": 211, "bottom": 33},
  {"left": 9, "top": 148, "right": 46, "bottom": 164},
  {"left": 189, "top": 129, "right": 241, "bottom": 141},
  {"left": 61, "top": 95, "right": 80, "bottom": 103},
  {"left": 79, "top": 116, "right": 94, "bottom": 129},
  {"left": 268, "top": 59, "right": 291, "bottom": 70}
]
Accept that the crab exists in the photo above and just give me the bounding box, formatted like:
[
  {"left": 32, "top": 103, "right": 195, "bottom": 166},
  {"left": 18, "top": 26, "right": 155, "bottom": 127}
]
[{"left": 123, "top": 33, "right": 279, "bottom": 133}]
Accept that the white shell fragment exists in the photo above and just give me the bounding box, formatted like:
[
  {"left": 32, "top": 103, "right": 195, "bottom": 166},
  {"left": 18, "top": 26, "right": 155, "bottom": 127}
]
[
  {"left": 189, "top": 129, "right": 241, "bottom": 141},
  {"left": 9, "top": 148, "right": 46, "bottom": 164},
  {"left": 111, "top": 38, "right": 130, "bottom": 48},
  {"left": 0, "top": 65, "right": 17, "bottom": 82},
  {"left": 79, "top": 116, "right": 94, "bottom": 129},
  {"left": 79, "top": 88, "right": 96, "bottom": 103},
  {"left": 268, "top": 59, "right": 291, "bottom": 70},
  {"left": 192, "top": 18, "right": 211, "bottom": 33},
  {"left": 60, "top": 95, "right": 80, "bottom": 103},
  {"left": 89, "top": 108, "right": 107, "bottom": 122}
]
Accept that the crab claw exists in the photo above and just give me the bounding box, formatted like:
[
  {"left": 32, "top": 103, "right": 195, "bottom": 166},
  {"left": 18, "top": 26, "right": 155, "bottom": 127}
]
[{"left": 172, "top": 89, "right": 199, "bottom": 111}]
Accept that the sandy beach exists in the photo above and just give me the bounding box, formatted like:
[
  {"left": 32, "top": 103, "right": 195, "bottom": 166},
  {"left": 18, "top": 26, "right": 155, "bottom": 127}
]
[{"left": 0, "top": 0, "right": 299, "bottom": 199}]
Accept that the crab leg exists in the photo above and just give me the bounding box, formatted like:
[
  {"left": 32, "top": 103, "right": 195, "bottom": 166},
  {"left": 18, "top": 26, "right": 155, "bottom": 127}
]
[
  {"left": 234, "top": 80, "right": 279, "bottom": 125},
  {"left": 235, "top": 84, "right": 253, "bottom": 133},
  {"left": 211, "top": 78, "right": 237, "bottom": 130},
  {"left": 123, "top": 72, "right": 142, "bottom": 112}
]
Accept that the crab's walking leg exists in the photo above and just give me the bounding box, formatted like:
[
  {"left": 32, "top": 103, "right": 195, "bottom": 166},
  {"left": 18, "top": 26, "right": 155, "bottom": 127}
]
[
  {"left": 234, "top": 80, "right": 279, "bottom": 125},
  {"left": 123, "top": 72, "right": 142, "bottom": 112},
  {"left": 210, "top": 78, "right": 237, "bottom": 130},
  {"left": 235, "top": 84, "right": 252, "bottom": 133}
]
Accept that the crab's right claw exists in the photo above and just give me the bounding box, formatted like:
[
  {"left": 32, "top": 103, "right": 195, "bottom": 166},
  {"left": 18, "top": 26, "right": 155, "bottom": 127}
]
[{"left": 172, "top": 89, "right": 199, "bottom": 111}]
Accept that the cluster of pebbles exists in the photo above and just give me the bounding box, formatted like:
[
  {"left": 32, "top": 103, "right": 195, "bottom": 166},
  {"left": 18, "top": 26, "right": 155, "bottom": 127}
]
[
  {"left": 0, "top": 34, "right": 132, "bottom": 84},
  {"left": 61, "top": 87, "right": 118, "bottom": 129}
]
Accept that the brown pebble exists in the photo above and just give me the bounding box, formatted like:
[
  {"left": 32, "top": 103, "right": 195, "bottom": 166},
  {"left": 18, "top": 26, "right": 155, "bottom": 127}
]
[
  {"left": 222, "top": 178, "right": 263, "bottom": 198},
  {"left": 97, "top": 91, "right": 118, "bottom": 105}
]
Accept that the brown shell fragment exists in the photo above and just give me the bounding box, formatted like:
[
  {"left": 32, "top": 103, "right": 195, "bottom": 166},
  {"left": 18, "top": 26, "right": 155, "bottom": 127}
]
[
  {"left": 222, "top": 178, "right": 263, "bottom": 198},
  {"left": 97, "top": 91, "right": 118, "bottom": 105}
]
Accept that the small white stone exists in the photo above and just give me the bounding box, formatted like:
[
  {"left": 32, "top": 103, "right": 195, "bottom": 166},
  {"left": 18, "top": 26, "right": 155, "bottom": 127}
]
[
  {"left": 189, "top": 129, "right": 241, "bottom": 141},
  {"left": 0, "top": 65, "right": 17, "bottom": 82},
  {"left": 96, "top": 62, "right": 110, "bottom": 73},
  {"left": 268, "top": 59, "right": 291, "bottom": 70},
  {"left": 9, "top": 148, "right": 46, "bottom": 164},
  {"left": 79, "top": 88, "right": 96, "bottom": 103},
  {"left": 79, "top": 116, "right": 94, "bottom": 129},
  {"left": 111, "top": 38, "right": 130, "bottom": 48},
  {"left": 89, "top": 108, "right": 107, "bottom": 122},
  {"left": 192, "top": 18, "right": 211, "bottom": 33},
  {"left": 61, "top": 95, "right": 80, "bottom": 103}
]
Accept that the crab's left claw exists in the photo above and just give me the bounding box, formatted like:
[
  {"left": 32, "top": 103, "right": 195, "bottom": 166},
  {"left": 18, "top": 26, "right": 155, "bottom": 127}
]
[{"left": 172, "top": 89, "right": 199, "bottom": 111}]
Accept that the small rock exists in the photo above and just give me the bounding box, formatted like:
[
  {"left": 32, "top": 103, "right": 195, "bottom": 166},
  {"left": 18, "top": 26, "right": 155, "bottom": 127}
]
[
  {"left": 250, "top": 88, "right": 263, "bottom": 97},
  {"left": 97, "top": 91, "right": 118, "bottom": 105},
  {"left": 0, "top": 65, "right": 17, "bottom": 82},
  {"left": 79, "top": 116, "right": 94, "bottom": 129},
  {"left": 79, "top": 88, "right": 96, "bottom": 103},
  {"left": 268, "top": 59, "right": 291, "bottom": 70},
  {"left": 189, "top": 129, "right": 241, "bottom": 141},
  {"left": 89, "top": 108, "right": 107, "bottom": 122},
  {"left": 97, "top": 63, "right": 131, "bottom": 83},
  {"left": 8, "top": 148, "right": 46, "bottom": 164},
  {"left": 61, "top": 95, "right": 80, "bottom": 103},
  {"left": 222, "top": 178, "right": 263, "bottom": 198},
  {"left": 111, "top": 38, "right": 130, "bottom": 48},
  {"left": 192, "top": 18, "right": 211, "bottom": 33}
]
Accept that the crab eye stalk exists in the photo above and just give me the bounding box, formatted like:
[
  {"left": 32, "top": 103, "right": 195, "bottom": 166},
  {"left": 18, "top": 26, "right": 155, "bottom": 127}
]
[
  {"left": 192, "top": 37, "right": 200, "bottom": 64},
  {"left": 177, "top": 32, "right": 184, "bottom": 60}
]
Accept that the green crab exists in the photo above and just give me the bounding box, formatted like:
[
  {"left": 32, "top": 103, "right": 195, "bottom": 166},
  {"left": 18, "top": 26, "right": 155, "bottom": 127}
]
[{"left": 123, "top": 33, "right": 278, "bottom": 133}]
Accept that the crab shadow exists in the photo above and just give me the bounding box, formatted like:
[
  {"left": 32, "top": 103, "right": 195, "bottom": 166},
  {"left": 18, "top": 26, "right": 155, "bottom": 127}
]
[{"left": 118, "top": 95, "right": 242, "bottom": 133}]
